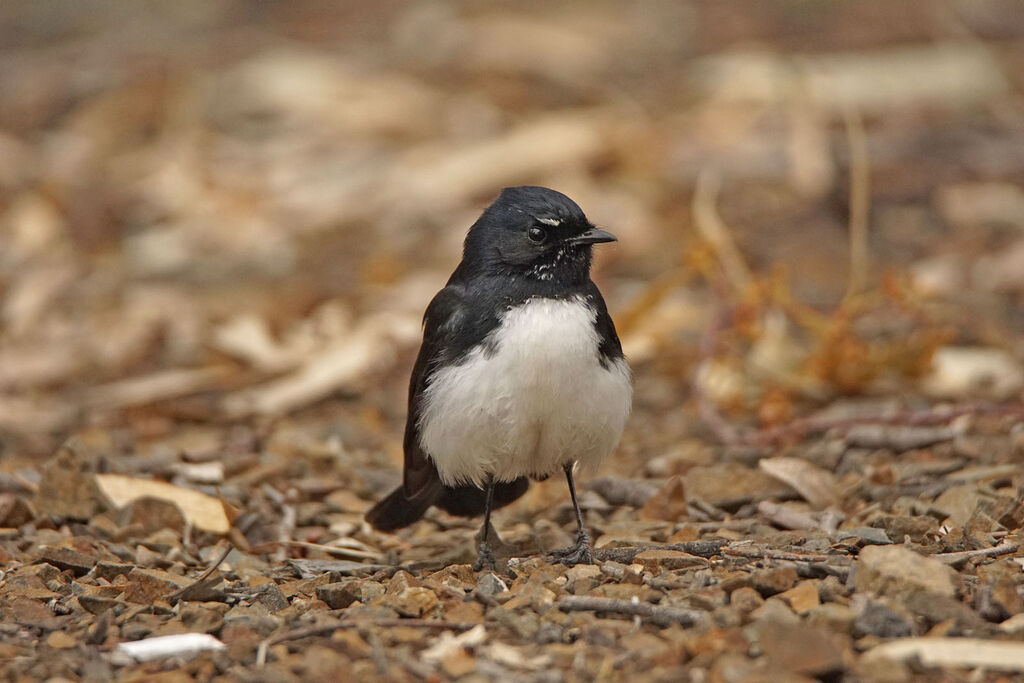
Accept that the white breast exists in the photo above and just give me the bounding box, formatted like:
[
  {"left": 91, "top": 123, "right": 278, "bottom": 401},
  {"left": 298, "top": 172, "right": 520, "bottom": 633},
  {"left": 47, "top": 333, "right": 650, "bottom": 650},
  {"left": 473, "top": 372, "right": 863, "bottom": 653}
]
[{"left": 419, "top": 297, "right": 632, "bottom": 487}]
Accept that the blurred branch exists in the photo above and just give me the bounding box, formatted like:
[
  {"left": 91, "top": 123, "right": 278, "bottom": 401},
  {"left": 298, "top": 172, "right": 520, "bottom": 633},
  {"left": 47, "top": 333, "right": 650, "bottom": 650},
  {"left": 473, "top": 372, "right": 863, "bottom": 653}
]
[
  {"left": 693, "top": 170, "right": 753, "bottom": 295},
  {"left": 843, "top": 105, "right": 871, "bottom": 298}
]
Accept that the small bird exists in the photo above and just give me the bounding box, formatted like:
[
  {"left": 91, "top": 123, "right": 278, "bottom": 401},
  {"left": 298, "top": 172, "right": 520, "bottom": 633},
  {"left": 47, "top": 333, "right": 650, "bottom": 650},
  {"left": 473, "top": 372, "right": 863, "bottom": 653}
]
[{"left": 366, "top": 186, "right": 631, "bottom": 568}]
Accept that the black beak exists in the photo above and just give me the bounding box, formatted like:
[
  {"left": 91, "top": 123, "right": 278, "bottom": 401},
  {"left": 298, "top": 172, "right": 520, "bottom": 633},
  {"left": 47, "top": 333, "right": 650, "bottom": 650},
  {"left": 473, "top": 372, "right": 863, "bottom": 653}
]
[{"left": 568, "top": 227, "right": 617, "bottom": 246}]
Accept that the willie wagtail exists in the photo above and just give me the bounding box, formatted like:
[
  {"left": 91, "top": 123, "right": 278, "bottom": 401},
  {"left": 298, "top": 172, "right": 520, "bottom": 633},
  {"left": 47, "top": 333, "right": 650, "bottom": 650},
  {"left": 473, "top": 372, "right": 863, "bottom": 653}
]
[{"left": 366, "top": 186, "right": 631, "bottom": 568}]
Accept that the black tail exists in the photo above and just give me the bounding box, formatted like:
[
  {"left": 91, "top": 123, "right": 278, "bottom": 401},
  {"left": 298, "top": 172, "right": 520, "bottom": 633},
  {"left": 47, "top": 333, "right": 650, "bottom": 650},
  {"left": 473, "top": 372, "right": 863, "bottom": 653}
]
[{"left": 365, "top": 478, "right": 530, "bottom": 532}]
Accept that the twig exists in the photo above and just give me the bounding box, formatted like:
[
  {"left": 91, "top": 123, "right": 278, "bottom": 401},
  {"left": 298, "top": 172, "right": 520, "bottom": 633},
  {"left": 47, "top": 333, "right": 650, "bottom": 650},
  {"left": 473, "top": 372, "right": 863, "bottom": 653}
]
[
  {"left": 693, "top": 170, "right": 753, "bottom": 294},
  {"left": 722, "top": 544, "right": 832, "bottom": 563},
  {"left": 594, "top": 540, "right": 727, "bottom": 565},
  {"left": 167, "top": 544, "right": 232, "bottom": 604},
  {"left": 558, "top": 596, "right": 703, "bottom": 628},
  {"left": 693, "top": 294, "right": 745, "bottom": 446},
  {"left": 256, "top": 618, "right": 479, "bottom": 666},
  {"left": 842, "top": 104, "right": 871, "bottom": 298},
  {"left": 935, "top": 543, "right": 1020, "bottom": 568}
]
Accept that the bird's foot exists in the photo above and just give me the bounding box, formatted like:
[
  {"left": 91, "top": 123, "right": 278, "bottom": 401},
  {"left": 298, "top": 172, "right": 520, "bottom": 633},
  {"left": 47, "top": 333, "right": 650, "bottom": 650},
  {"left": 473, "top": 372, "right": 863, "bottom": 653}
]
[
  {"left": 473, "top": 542, "right": 496, "bottom": 571},
  {"left": 548, "top": 531, "right": 594, "bottom": 566}
]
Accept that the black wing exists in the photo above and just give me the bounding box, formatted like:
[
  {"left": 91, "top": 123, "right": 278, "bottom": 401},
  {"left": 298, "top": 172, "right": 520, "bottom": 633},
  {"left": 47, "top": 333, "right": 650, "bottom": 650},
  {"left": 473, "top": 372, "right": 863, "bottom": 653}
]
[
  {"left": 365, "top": 282, "right": 530, "bottom": 532},
  {"left": 402, "top": 284, "right": 468, "bottom": 499},
  {"left": 585, "top": 281, "right": 625, "bottom": 366}
]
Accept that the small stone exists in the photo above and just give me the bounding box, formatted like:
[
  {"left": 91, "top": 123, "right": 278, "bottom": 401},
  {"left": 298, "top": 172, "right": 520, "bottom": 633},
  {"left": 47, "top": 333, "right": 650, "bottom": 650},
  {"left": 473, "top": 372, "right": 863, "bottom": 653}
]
[
  {"left": 386, "top": 570, "right": 420, "bottom": 594},
  {"left": 94, "top": 562, "right": 135, "bottom": 582},
  {"left": 777, "top": 581, "right": 820, "bottom": 614},
  {"left": 638, "top": 475, "right": 688, "bottom": 521},
  {"left": 855, "top": 545, "right": 957, "bottom": 598},
  {"left": 0, "top": 494, "right": 35, "bottom": 527},
  {"left": 685, "top": 462, "right": 795, "bottom": 509},
  {"left": 835, "top": 527, "right": 892, "bottom": 546},
  {"left": 390, "top": 587, "right": 439, "bottom": 618},
  {"left": 180, "top": 603, "right": 228, "bottom": 634},
  {"left": 316, "top": 581, "right": 361, "bottom": 610},
  {"left": 807, "top": 603, "right": 858, "bottom": 635},
  {"left": 854, "top": 601, "right": 913, "bottom": 638},
  {"left": 758, "top": 621, "right": 845, "bottom": 676},
  {"left": 751, "top": 598, "right": 800, "bottom": 626},
  {"left": 36, "top": 546, "right": 96, "bottom": 576},
  {"left": 564, "top": 564, "right": 601, "bottom": 595},
  {"left": 874, "top": 516, "right": 937, "bottom": 543},
  {"left": 751, "top": 567, "right": 798, "bottom": 597},
  {"left": 223, "top": 603, "right": 281, "bottom": 636},
  {"left": 252, "top": 583, "right": 288, "bottom": 612},
  {"left": 0, "top": 565, "right": 60, "bottom": 600},
  {"left": 78, "top": 595, "right": 124, "bottom": 615},
  {"left": 5, "top": 596, "right": 55, "bottom": 625},
  {"left": 729, "top": 586, "right": 764, "bottom": 613},
  {"left": 46, "top": 631, "right": 77, "bottom": 649},
  {"left": 122, "top": 568, "right": 190, "bottom": 604},
  {"left": 475, "top": 572, "right": 508, "bottom": 599},
  {"left": 445, "top": 600, "right": 485, "bottom": 624}
]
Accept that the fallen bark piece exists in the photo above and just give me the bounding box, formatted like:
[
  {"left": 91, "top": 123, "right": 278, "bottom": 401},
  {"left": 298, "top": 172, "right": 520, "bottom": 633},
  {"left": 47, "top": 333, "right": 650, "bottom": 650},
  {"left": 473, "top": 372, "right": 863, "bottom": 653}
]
[
  {"left": 558, "top": 596, "right": 703, "bottom": 627},
  {"left": 864, "top": 638, "right": 1024, "bottom": 672},
  {"left": 94, "top": 473, "right": 231, "bottom": 534},
  {"left": 112, "top": 633, "right": 226, "bottom": 663}
]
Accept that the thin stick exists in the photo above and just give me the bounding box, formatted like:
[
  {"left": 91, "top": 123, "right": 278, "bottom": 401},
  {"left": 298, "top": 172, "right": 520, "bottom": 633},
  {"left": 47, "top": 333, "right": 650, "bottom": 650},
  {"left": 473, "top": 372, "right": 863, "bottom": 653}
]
[
  {"left": 935, "top": 543, "right": 1020, "bottom": 568},
  {"left": 723, "top": 544, "right": 832, "bottom": 563},
  {"left": 693, "top": 170, "right": 753, "bottom": 294},
  {"left": 167, "top": 544, "right": 232, "bottom": 604},
  {"left": 558, "top": 596, "right": 703, "bottom": 628},
  {"left": 843, "top": 105, "right": 871, "bottom": 298}
]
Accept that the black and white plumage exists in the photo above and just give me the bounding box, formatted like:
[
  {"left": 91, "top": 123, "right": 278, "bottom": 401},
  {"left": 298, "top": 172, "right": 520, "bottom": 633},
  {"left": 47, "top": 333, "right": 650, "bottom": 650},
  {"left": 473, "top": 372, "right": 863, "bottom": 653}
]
[{"left": 366, "top": 186, "right": 631, "bottom": 567}]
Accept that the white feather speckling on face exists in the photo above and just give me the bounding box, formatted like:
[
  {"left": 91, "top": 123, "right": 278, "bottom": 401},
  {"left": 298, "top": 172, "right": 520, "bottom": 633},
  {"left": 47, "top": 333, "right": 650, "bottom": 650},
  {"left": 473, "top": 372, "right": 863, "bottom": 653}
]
[{"left": 418, "top": 296, "right": 632, "bottom": 487}]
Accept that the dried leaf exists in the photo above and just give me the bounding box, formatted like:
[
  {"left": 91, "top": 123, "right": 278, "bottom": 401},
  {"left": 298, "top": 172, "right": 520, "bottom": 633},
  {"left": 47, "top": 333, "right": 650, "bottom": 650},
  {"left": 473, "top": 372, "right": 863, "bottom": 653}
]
[{"left": 94, "top": 474, "right": 232, "bottom": 534}]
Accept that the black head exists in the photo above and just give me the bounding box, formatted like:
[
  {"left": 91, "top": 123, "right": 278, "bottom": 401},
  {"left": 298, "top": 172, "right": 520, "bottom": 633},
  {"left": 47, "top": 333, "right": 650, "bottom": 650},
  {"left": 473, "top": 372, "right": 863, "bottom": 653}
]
[{"left": 460, "top": 186, "right": 615, "bottom": 283}]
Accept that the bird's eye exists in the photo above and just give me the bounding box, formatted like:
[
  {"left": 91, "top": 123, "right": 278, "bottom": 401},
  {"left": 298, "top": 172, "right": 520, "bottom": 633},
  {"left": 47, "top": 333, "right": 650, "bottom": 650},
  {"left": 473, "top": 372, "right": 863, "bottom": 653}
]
[{"left": 528, "top": 227, "right": 547, "bottom": 243}]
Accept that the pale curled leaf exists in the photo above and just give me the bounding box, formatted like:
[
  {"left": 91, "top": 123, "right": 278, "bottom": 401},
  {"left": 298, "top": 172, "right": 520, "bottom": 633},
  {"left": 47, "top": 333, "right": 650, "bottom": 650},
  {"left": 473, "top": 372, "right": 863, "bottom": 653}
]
[{"left": 94, "top": 474, "right": 232, "bottom": 534}]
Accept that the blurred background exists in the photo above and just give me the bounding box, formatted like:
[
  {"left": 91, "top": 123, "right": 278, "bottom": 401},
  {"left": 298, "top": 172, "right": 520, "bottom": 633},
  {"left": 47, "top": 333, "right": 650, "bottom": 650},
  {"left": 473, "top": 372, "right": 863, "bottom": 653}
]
[{"left": 1, "top": 0, "right": 1023, "bottom": 500}]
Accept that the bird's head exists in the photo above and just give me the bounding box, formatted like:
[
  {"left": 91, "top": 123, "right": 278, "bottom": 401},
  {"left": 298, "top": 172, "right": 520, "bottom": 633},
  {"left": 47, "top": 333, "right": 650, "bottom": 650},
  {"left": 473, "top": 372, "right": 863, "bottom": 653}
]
[{"left": 462, "top": 186, "right": 616, "bottom": 283}]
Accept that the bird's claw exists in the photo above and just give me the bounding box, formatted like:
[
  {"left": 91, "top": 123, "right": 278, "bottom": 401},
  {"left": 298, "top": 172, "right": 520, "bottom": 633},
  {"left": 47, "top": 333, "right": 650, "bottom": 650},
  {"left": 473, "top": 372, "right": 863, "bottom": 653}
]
[
  {"left": 548, "top": 531, "right": 594, "bottom": 566},
  {"left": 473, "top": 542, "right": 496, "bottom": 571}
]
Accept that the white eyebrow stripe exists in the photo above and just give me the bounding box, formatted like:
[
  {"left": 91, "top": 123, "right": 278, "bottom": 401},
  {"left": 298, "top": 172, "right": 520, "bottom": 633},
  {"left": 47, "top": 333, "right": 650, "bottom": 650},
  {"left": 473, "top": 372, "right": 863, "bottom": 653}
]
[{"left": 537, "top": 217, "right": 561, "bottom": 226}]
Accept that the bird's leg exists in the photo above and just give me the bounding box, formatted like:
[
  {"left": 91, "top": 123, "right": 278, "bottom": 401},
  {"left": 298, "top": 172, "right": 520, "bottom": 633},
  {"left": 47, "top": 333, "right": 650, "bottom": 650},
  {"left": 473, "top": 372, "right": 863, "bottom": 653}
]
[
  {"left": 548, "top": 463, "right": 594, "bottom": 566},
  {"left": 472, "top": 475, "right": 497, "bottom": 571}
]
